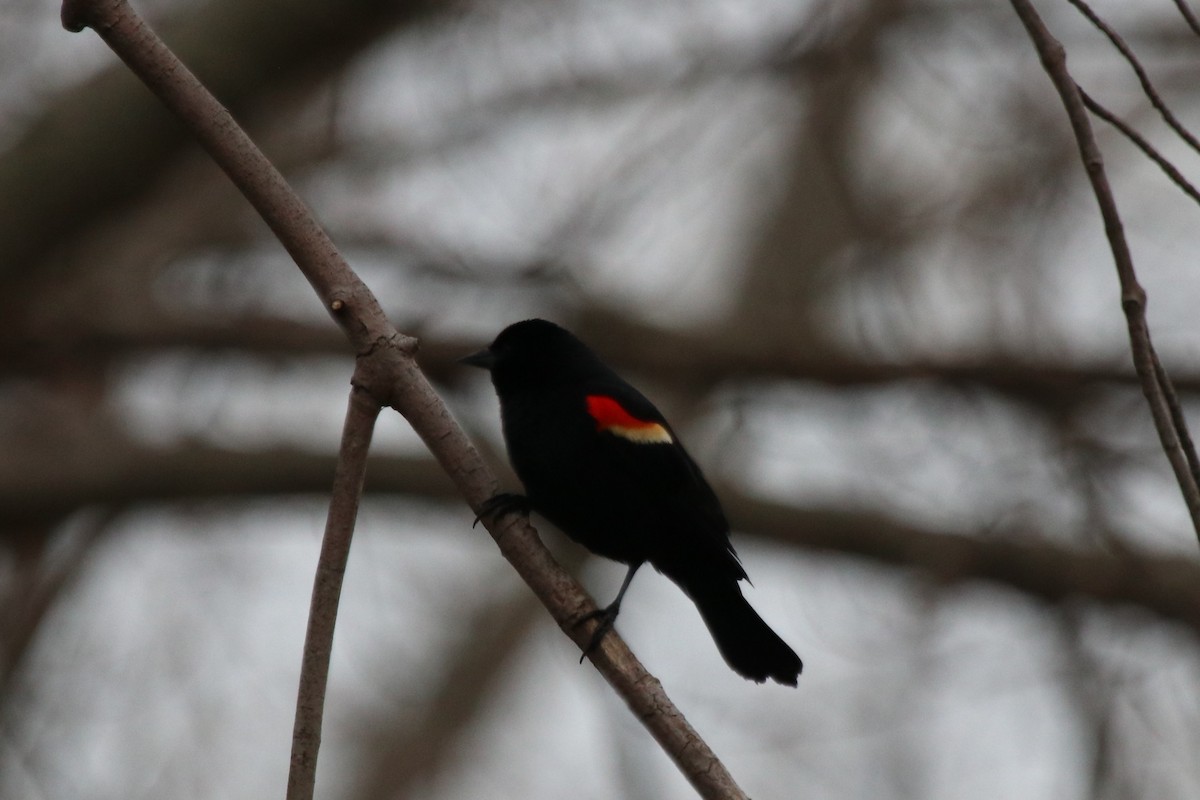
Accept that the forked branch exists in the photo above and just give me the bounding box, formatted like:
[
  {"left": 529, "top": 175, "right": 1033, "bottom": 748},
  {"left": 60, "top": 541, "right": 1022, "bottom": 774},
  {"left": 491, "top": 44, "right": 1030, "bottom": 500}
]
[
  {"left": 1009, "top": 0, "right": 1200, "bottom": 542},
  {"left": 60, "top": 1, "right": 751, "bottom": 798}
]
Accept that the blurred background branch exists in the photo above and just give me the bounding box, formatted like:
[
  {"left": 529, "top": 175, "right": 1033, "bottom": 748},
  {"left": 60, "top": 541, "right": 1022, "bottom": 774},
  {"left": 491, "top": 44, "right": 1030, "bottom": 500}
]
[{"left": 2, "top": 0, "right": 1200, "bottom": 798}]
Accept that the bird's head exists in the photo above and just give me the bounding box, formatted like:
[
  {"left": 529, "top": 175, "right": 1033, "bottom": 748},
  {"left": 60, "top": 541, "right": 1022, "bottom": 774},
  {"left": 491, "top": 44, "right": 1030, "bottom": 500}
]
[{"left": 460, "top": 319, "right": 600, "bottom": 393}]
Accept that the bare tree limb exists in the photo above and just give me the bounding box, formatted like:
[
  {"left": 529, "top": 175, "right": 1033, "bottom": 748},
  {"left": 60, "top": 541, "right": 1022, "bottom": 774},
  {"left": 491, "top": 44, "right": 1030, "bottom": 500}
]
[
  {"left": 288, "top": 382, "right": 380, "bottom": 800},
  {"left": 1078, "top": 86, "right": 1200, "bottom": 208},
  {"left": 1171, "top": 0, "right": 1200, "bottom": 38},
  {"left": 1066, "top": 0, "right": 1200, "bottom": 157},
  {"left": 1154, "top": 352, "right": 1200, "bottom": 492},
  {"left": 61, "top": 1, "right": 751, "bottom": 798},
  {"left": 1009, "top": 0, "right": 1200, "bottom": 542}
]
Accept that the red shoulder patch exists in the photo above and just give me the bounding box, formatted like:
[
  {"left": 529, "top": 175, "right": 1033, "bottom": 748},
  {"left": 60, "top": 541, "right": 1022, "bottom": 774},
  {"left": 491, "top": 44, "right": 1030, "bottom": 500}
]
[{"left": 585, "top": 395, "right": 673, "bottom": 444}]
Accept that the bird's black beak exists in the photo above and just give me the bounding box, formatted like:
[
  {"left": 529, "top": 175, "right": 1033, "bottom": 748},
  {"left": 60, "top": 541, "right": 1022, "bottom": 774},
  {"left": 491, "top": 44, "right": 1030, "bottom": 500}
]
[{"left": 459, "top": 348, "right": 497, "bottom": 370}]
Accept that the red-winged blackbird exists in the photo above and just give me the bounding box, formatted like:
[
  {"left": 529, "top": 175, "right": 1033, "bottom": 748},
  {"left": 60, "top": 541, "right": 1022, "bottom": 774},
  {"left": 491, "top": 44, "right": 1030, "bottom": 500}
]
[{"left": 462, "top": 319, "right": 802, "bottom": 685}]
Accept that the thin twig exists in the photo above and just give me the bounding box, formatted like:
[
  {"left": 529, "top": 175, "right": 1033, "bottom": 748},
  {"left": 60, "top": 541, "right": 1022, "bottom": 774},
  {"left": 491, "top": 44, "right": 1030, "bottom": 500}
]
[
  {"left": 1153, "top": 350, "right": 1200, "bottom": 492},
  {"left": 287, "top": 383, "right": 380, "bottom": 800},
  {"left": 61, "top": 2, "right": 752, "bottom": 799},
  {"left": 1009, "top": 0, "right": 1200, "bottom": 541},
  {"left": 1078, "top": 85, "right": 1200, "bottom": 208},
  {"left": 1170, "top": 0, "right": 1200, "bottom": 39},
  {"left": 1066, "top": 0, "right": 1200, "bottom": 157}
]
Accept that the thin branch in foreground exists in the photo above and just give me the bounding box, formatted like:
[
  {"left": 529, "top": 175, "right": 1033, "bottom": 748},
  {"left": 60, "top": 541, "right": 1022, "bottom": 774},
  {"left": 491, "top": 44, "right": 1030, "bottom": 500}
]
[
  {"left": 1153, "top": 349, "right": 1200, "bottom": 493},
  {"left": 60, "top": 2, "right": 752, "bottom": 798},
  {"left": 1170, "top": 0, "right": 1200, "bottom": 39},
  {"left": 1008, "top": 0, "right": 1200, "bottom": 541},
  {"left": 287, "top": 383, "right": 380, "bottom": 800},
  {"left": 1066, "top": 0, "right": 1200, "bottom": 157},
  {"left": 1077, "top": 86, "right": 1200, "bottom": 208}
]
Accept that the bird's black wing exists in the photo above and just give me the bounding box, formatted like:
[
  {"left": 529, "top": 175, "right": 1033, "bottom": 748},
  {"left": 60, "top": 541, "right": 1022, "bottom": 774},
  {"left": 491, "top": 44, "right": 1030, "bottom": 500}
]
[{"left": 580, "top": 377, "right": 745, "bottom": 580}]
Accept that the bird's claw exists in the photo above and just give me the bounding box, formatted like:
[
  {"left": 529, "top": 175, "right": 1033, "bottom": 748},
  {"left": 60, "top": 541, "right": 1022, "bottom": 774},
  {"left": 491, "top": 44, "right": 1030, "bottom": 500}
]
[
  {"left": 472, "top": 492, "right": 531, "bottom": 528},
  {"left": 577, "top": 603, "right": 619, "bottom": 663}
]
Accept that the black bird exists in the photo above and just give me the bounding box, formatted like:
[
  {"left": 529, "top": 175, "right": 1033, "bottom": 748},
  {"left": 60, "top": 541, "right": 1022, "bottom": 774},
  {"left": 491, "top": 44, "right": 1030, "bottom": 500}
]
[{"left": 462, "top": 319, "right": 802, "bottom": 685}]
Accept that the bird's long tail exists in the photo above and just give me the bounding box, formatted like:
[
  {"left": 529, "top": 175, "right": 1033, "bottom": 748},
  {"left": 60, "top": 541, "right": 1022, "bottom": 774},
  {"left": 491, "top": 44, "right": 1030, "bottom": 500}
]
[{"left": 669, "top": 566, "right": 802, "bottom": 686}]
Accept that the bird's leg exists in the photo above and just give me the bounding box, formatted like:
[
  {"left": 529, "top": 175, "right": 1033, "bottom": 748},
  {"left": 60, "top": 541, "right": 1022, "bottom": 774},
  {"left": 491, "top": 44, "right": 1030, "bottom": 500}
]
[
  {"left": 472, "top": 492, "right": 532, "bottom": 528},
  {"left": 578, "top": 561, "right": 643, "bottom": 662}
]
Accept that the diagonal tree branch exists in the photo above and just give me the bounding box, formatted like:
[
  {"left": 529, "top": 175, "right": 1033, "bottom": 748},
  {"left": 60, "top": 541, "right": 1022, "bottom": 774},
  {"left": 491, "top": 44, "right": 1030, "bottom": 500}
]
[
  {"left": 1153, "top": 351, "right": 1200, "bottom": 493},
  {"left": 60, "top": 1, "right": 751, "bottom": 798},
  {"left": 1077, "top": 86, "right": 1200, "bottom": 209},
  {"left": 1171, "top": 0, "right": 1200, "bottom": 38},
  {"left": 1066, "top": 0, "right": 1200, "bottom": 157},
  {"left": 1008, "top": 0, "right": 1200, "bottom": 543}
]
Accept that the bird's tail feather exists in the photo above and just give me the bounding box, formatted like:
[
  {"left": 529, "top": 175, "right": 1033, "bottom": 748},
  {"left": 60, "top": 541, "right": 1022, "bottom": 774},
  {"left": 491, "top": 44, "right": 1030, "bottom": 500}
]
[{"left": 669, "top": 566, "right": 802, "bottom": 686}]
